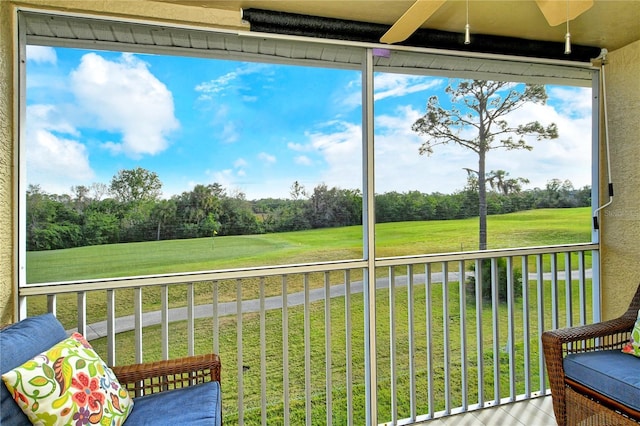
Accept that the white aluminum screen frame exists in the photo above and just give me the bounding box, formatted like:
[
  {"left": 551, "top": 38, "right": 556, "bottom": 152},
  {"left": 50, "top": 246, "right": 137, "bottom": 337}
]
[{"left": 15, "top": 10, "right": 601, "bottom": 424}]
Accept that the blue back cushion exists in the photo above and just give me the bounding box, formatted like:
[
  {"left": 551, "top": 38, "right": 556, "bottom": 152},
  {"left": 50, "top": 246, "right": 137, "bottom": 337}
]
[{"left": 0, "top": 313, "right": 68, "bottom": 425}]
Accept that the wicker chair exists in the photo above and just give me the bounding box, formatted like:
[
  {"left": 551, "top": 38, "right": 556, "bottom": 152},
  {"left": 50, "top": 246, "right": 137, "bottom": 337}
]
[
  {"left": 542, "top": 283, "right": 640, "bottom": 426},
  {"left": 1, "top": 314, "right": 222, "bottom": 425}
]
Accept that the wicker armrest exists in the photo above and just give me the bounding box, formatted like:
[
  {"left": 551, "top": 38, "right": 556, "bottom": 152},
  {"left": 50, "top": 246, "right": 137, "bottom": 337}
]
[
  {"left": 542, "top": 314, "right": 636, "bottom": 350},
  {"left": 111, "top": 353, "right": 221, "bottom": 397}
]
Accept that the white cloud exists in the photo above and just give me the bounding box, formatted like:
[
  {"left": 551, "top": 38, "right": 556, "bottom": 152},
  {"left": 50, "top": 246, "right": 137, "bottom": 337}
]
[
  {"left": 195, "top": 73, "right": 237, "bottom": 96},
  {"left": 26, "top": 105, "right": 94, "bottom": 193},
  {"left": 258, "top": 152, "right": 276, "bottom": 164},
  {"left": 374, "top": 105, "right": 472, "bottom": 194},
  {"left": 374, "top": 74, "right": 444, "bottom": 101},
  {"left": 287, "top": 142, "right": 309, "bottom": 152},
  {"left": 204, "top": 168, "right": 253, "bottom": 196},
  {"left": 70, "top": 52, "right": 179, "bottom": 159},
  {"left": 342, "top": 74, "right": 444, "bottom": 109},
  {"left": 294, "top": 84, "right": 592, "bottom": 197},
  {"left": 195, "top": 63, "right": 271, "bottom": 100},
  {"left": 295, "top": 155, "right": 313, "bottom": 166},
  {"left": 301, "top": 121, "right": 363, "bottom": 190},
  {"left": 221, "top": 122, "right": 240, "bottom": 144},
  {"left": 234, "top": 158, "right": 247, "bottom": 177},
  {"left": 27, "top": 46, "right": 57, "bottom": 64},
  {"left": 224, "top": 84, "right": 591, "bottom": 200},
  {"left": 487, "top": 91, "right": 592, "bottom": 190},
  {"left": 369, "top": 88, "right": 593, "bottom": 194},
  {"left": 205, "top": 104, "right": 240, "bottom": 144},
  {"left": 205, "top": 168, "right": 233, "bottom": 185},
  {"left": 28, "top": 104, "right": 80, "bottom": 137},
  {"left": 548, "top": 86, "right": 592, "bottom": 118}
]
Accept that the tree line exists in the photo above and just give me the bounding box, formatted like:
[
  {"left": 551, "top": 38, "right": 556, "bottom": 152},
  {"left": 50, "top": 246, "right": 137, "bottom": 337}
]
[{"left": 26, "top": 167, "right": 590, "bottom": 251}]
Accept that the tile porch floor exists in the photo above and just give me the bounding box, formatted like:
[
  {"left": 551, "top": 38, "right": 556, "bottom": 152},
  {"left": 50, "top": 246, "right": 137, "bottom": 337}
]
[{"left": 415, "top": 396, "right": 556, "bottom": 425}]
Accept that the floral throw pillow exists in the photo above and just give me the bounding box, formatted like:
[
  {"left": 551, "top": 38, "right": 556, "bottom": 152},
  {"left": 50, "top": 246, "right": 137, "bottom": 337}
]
[
  {"left": 622, "top": 309, "right": 640, "bottom": 357},
  {"left": 1, "top": 332, "right": 133, "bottom": 426}
]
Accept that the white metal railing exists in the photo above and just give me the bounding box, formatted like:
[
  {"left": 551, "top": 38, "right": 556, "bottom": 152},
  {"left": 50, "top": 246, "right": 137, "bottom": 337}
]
[{"left": 18, "top": 243, "right": 598, "bottom": 425}]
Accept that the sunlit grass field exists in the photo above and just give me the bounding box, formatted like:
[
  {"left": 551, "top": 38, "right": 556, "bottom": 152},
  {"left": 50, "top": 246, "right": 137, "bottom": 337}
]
[
  {"left": 24, "top": 207, "right": 594, "bottom": 424},
  {"left": 27, "top": 207, "right": 591, "bottom": 283}
]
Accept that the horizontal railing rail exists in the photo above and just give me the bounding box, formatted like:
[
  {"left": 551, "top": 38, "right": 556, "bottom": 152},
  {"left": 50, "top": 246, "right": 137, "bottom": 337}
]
[{"left": 19, "top": 243, "right": 598, "bottom": 425}]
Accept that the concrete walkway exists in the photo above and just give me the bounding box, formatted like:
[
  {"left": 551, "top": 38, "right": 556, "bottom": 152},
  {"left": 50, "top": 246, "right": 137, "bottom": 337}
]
[{"left": 76, "top": 269, "right": 592, "bottom": 340}]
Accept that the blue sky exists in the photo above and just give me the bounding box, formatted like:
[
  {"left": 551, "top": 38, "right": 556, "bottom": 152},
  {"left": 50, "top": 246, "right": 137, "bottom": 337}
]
[{"left": 26, "top": 45, "right": 592, "bottom": 200}]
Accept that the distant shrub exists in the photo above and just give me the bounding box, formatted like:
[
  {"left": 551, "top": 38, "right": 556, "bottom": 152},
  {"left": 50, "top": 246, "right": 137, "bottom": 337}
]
[{"left": 466, "top": 258, "right": 522, "bottom": 303}]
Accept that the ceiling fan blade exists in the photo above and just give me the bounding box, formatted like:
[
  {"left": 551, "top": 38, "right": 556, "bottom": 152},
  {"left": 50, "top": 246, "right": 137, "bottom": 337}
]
[
  {"left": 381, "top": 0, "right": 447, "bottom": 44},
  {"left": 535, "top": 0, "right": 594, "bottom": 26}
]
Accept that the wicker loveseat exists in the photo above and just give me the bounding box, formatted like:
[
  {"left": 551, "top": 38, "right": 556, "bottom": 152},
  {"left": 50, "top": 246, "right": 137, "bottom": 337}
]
[
  {"left": 542, "top": 283, "right": 640, "bottom": 426},
  {"left": 1, "top": 313, "right": 221, "bottom": 425}
]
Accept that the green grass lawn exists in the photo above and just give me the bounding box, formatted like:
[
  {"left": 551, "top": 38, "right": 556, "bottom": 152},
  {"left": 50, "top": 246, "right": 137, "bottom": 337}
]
[
  {"left": 24, "top": 207, "right": 594, "bottom": 424},
  {"left": 25, "top": 208, "right": 592, "bottom": 327},
  {"left": 27, "top": 207, "right": 591, "bottom": 283}
]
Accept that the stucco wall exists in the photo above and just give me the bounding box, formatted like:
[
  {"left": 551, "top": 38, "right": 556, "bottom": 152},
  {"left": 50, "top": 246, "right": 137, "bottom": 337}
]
[
  {"left": 600, "top": 39, "right": 640, "bottom": 320},
  {"left": 0, "top": 2, "right": 14, "bottom": 325}
]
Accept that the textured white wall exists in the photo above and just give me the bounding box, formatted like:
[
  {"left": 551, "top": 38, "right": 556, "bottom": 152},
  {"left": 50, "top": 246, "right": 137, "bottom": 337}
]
[
  {"left": 600, "top": 40, "right": 640, "bottom": 320},
  {"left": 0, "top": 2, "right": 15, "bottom": 325}
]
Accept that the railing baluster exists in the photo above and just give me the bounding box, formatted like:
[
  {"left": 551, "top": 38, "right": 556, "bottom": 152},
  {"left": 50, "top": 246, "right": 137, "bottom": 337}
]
[
  {"left": 491, "top": 258, "right": 500, "bottom": 405},
  {"left": 212, "top": 280, "right": 219, "bottom": 355},
  {"left": 442, "top": 261, "right": 451, "bottom": 415},
  {"left": 161, "top": 285, "right": 169, "bottom": 360},
  {"left": 521, "top": 256, "right": 531, "bottom": 398},
  {"left": 344, "top": 270, "right": 353, "bottom": 426},
  {"left": 475, "top": 259, "right": 484, "bottom": 408},
  {"left": 551, "top": 254, "right": 559, "bottom": 330},
  {"left": 459, "top": 260, "right": 468, "bottom": 411},
  {"left": 187, "top": 283, "right": 194, "bottom": 356},
  {"left": 506, "top": 256, "right": 516, "bottom": 402},
  {"left": 282, "top": 275, "right": 289, "bottom": 426},
  {"left": 47, "top": 294, "right": 56, "bottom": 316},
  {"left": 425, "top": 263, "right": 434, "bottom": 419},
  {"left": 578, "top": 251, "right": 587, "bottom": 325},
  {"left": 536, "top": 255, "right": 546, "bottom": 394},
  {"left": 18, "top": 296, "right": 27, "bottom": 320},
  {"left": 565, "top": 252, "right": 573, "bottom": 328},
  {"left": 237, "top": 278, "right": 244, "bottom": 425},
  {"left": 408, "top": 265, "right": 417, "bottom": 421},
  {"left": 304, "top": 273, "right": 312, "bottom": 426},
  {"left": 389, "top": 266, "right": 398, "bottom": 424},
  {"left": 134, "top": 288, "right": 143, "bottom": 364},
  {"left": 259, "top": 278, "right": 267, "bottom": 426},
  {"left": 106, "top": 290, "right": 115, "bottom": 366},
  {"left": 324, "top": 272, "right": 333, "bottom": 426},
  {"left": 77, "top": 292, "right": 87, "bottom": 337}
]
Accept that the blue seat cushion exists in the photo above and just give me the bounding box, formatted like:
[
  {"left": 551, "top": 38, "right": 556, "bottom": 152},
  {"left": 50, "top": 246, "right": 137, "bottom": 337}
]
[
  {"left": 563, "top": 349, "right": 640, "bottom": 412},
  {"left": 125, "top": 381, "right": 222, "bottom": 425},
  {"left": 0, "top": 313, "right": 68, "bottom": 426}
]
